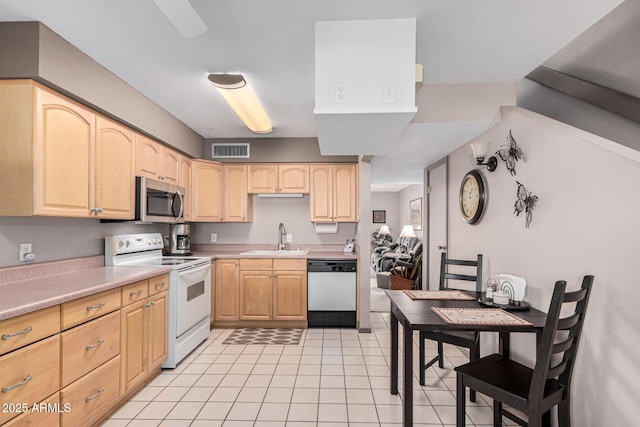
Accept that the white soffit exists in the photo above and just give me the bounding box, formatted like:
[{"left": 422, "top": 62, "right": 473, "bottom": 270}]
[{"left": 314, "top": 18, "right": 417, "bottom": 155}]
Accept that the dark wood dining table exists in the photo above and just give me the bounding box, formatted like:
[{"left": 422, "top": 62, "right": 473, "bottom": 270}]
[{"left": 385, "top": 289, "right": 548, "bottom": 426}]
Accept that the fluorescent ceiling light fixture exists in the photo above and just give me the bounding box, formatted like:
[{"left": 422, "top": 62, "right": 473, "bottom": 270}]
[
  {"left": 208, "top": 74, "right": 273, "bottom": 134},
  {"left": 153, "top": 0, "right": 207, "bottom": 38}
]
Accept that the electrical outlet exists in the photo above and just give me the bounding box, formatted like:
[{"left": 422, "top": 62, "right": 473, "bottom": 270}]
[
  {"left": 19, "top": 243, "right": 33, "bottom": 262},
  {"left": 335, "top": 84, "right": 347, "bottom": 104},
  {"left": 286, "top": 233, "right": 293, "bottom": 243},
  {"left": 383, "top": 83, "right": 396, "bottom": 103},
  {"left": 210, "top": 233, "right": 217, "bottom": 243}
]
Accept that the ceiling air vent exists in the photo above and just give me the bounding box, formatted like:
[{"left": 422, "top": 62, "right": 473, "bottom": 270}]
[{"left": 211, "top": 143, "right": 250, "bottom": 159}]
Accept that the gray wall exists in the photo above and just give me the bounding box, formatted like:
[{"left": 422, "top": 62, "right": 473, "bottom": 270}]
[
  {"left": 397, "top": 184, "right": 424, "bottom": 241},
  {"left": 191, "top": 197, "right": 357, "bottom": 246},
  {"left": 370, "top": 192, "right": 399, "bottom": 238},
  {"left": 0, "top": 218, "right": 166, "bottom": 268},
  {"left": 444, "top": 105, "right": 639, "bottom": 427},
  {"left": 206, "top": 137, "right": 357, "bottom": 163},
  {"left": 0, "top": 22, "right": 204, "bottom": 158}
]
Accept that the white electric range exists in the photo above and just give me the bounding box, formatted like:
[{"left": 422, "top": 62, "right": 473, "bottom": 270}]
[{"left": 105, "top": 233, "right": 211, "bottom": 368}]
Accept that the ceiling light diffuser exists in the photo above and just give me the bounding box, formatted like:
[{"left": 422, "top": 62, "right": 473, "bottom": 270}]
[{"left": 208, "top": 74, "right": 273, "bottom": 134}]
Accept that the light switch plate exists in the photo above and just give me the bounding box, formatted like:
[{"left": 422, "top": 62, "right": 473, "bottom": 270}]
[{"left": 210, "top": 233, "right": 217, "bottom": 243}]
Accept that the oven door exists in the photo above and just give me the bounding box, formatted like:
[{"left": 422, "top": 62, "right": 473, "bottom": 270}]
[{"left": 175, "top": 262, "right": 211, "bottom": 336}]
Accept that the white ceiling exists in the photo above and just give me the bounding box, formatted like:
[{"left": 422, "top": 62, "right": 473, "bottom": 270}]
[{"left": 0, "top": 0, "right": 624, "bottom": 191}]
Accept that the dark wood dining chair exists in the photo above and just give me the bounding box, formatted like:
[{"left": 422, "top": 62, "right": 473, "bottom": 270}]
[
  {"left": 455, "top": 275, "right": 594, "bottom": 427},
  {"left": 419, "top": 253, "right": 483, "bottom": 398}
]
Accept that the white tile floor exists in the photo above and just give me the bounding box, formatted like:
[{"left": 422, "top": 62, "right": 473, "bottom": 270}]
[{"left": 101, "top": 312, "right": 508, "bottom": 426}]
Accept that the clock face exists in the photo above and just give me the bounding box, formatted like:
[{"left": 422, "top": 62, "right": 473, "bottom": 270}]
[{"left": 459, "top": 169, "right": 487, "bottom": 224}]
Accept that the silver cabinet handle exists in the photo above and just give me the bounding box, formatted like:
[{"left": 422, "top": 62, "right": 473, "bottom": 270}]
[
  {"left": 2, "top": 325, "right": 32, "bottom": 340},
  {"left": 86, "top": 302, "right": 106, "bottom": 311},
  {"left": 144, "top": 301, "right": 156, "bottom": 308},
  {"left": 85, "top": 387, "right": 104, "bottom": 402},
  {"left": 154, "top": 282, "right": 166, "bottom": 289},
  {"left": 129, "top": 290, "right": 144, "bottom": 297},
  {"left": 85, "top": 338, "right": 105, "bottom": 351},
  {"left": 2, "top": 375, "right": 32, "bottom": 393}
]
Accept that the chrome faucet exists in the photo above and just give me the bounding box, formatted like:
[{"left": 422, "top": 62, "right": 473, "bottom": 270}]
[{"left": 278, "top": 222, "right": 288, "bottom": 250}]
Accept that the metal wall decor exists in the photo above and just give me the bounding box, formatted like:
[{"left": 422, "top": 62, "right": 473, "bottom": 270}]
[
  {"left": 496, "top": 130, "right": 527, "bottom": 176},
  {"left": 514, "top": 181, "right": 538, "bottom": 228}
]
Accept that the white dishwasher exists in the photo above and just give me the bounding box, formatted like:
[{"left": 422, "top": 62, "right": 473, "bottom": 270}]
[{"left": 307, "top": 259, "right": 357, "bottom": 328}]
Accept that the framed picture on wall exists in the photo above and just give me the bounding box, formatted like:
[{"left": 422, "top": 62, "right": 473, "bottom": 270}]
[
  {"left": 410, "top": 198, "right": 422, "bottom": 231},
  {"left": 373, "top": 210, "right": 386, "bottom": 224}
]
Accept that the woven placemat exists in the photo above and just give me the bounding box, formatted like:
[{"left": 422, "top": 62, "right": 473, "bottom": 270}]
[
  {"left": 222, "top": 328, "right": 303, "bottom": 345},
  {"left": 431, "top": 307, "right": 532, "bottom": 326},
  {"left": 404, "top": 290, "right": 474, "bottom": 300}
]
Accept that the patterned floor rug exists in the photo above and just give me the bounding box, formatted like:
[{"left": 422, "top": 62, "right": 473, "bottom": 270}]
[{"left": 222, "top": 328, "right": 304, "bottom": 345}]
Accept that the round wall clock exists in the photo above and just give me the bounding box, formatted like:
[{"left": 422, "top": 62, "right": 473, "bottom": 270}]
[{"left": 459, "top": 169, "right": 487, "bottom": 224}]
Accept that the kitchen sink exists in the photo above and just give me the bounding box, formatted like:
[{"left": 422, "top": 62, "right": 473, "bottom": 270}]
[{"left": 240, "top": 249, "right": 310, "bottom": 256}]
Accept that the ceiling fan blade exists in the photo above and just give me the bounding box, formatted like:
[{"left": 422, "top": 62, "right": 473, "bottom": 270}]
[{"left": 153, "top": 0, "right": 208, "bottom": 38}]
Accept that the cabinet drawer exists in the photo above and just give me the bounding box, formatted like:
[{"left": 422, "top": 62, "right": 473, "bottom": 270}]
[
  {"left": 148, "top": 274, "right": 170, "bottom": 296},
  {"left": 60, "top": 356, "right": 120, "bottom": 427},
  {"left": 240, "top": 258, "right": 273, "bottom": 270},
  {"left": 61, "top": 311, "right": 120, "bottom": 387},
  {"left": 60, "top": 288, "right": 121, "bottom": 330},
  {"left": 0, "top": 336, "right": 60, "bottom": 425},
  {"left": 121, "top": 280, "right": 149, "bottom": 306},
  {"left": 273, "top": 258, "right": 306, "bottom": 271},
  {"left": 0, "top": 305, "right": 60, "bottom": 356},
  {"left": 3, "top": 392, "right": 61, "bottom": 427}
]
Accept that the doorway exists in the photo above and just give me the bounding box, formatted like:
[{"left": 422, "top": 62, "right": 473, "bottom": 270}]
[{"left": 425, "top": 158, "right": 448, "bottom": 290}]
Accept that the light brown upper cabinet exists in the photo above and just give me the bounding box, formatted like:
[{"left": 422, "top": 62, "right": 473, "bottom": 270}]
[
  {"left": 0, "top": 80, "right": 134, "bottom": 219},
  {"left": 95, "top": 116, "right": 136, "bottom": 219},
  {"left": 135, "top": 134, "right": 181, "bottom": 185},
  {"left": 180, "top": 157, "right": 192, "bottom": 221},
  {"left": 248, "top": 164, "right": 309, "bottom": 194},
  {"left": 190, "top": 160, "right": 223, "bottom": 222},
  {"left": 310, "top": 164, "right": 358, "bottom": 222},
  {"left": 224, "top": 164, "right": 253, "bottom": 222}
]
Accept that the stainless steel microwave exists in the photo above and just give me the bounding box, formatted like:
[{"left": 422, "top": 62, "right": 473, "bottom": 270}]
[{"left": 135, "top": 176, "right": 185, "bottom": 223}]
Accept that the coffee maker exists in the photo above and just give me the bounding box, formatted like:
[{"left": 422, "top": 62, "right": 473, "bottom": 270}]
[{"left": 168, "top": 224, "right": 192, "bottom": 255}]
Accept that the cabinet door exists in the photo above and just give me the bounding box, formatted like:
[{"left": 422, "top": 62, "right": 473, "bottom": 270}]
[
  {"left": 333, "top": 164, "right": 358, "bottom": 222},
  {"left": 215, "top": 259, "right": 239, "bottom": 321},
  {"left": 191, "top": 160, "right": 223, "bottom": 222},
  {"left": 34, "top": 87, "right": 95, "bottom": 217},
  {"left": 120, "top": 299, "right": 146, "bottom": 394},
  {"left": 180, "top": 157, "right": 192, "bottom": 221},
  {"left": 210, "top": 262, "right": 216, "bottom": 323},
  {"left": 279, "top": 164, "right": 309, "bottom": 193},
  {"left": 239, "top": 271, "right": 273, "bottom": 320},
  {"left": 273, "top": 270, "right": 307, "bottom": 320},
  {"left": 135, "top": 134, "right": 161, "bottom": 181},
  {"left": 95, "top": 116, "right": 135, "bottom": 219},
  {"left": 224, "top": 164, "right": 247, "bottom": 222},
  {"left": 147, "top": 291, "right": 168, "bottom": 372},
  {"left": 309, "top": 164, "right": 333, "bottom": 222},
  {"left": 160, "top": 147, "right": 180, "bottom": 184},
  {"left": 248, "top": 164, "right": 278, "bottom": 193}
]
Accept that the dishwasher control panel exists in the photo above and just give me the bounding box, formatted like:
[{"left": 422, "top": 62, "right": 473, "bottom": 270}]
[{"left": 307, "top": 260, "right": 357, "bottom": 273}]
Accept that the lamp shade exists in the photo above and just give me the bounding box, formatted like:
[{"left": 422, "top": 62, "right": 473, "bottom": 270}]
[
  {"left": 378, "top": 225, "right": 391, "bottom": 235},
  {"left": 399, "top": 225, "right": 416, "bottom": 237},
  {"left": 470, "top": 141, "right": 490, "bottom": 160}
]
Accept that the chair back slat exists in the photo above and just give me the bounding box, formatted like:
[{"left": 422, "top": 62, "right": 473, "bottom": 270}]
[
  {"left": 439, "top": 253, "right": 483, "bottom": 292},
  {"left": 547, "top": 359, "right": 569, "bottom": 379},
  {"left": 529, "top": 275, "right": 594, "bottom": 402},
  {"left": 557, "top": 312, "right": 580, "bottom": 330},
  {"left": 552, "top": 334, "right": 574, "bottom": 354}
]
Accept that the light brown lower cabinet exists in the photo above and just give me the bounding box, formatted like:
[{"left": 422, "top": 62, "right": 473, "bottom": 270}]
[
  {"left": 60, "top": 356, "right": 120, "bottom": 427},
  {"left": 2, "top": 392, "right": 61, "bottom": 427},
  {"left": 120, "top": 289, "right": 168, "bottom": 394},
  {"left": 0, "top": 273, "right": 169, "bottom": 426},
  {"left": 239, "top": 259, "right": 307, "bottom": 321}
]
